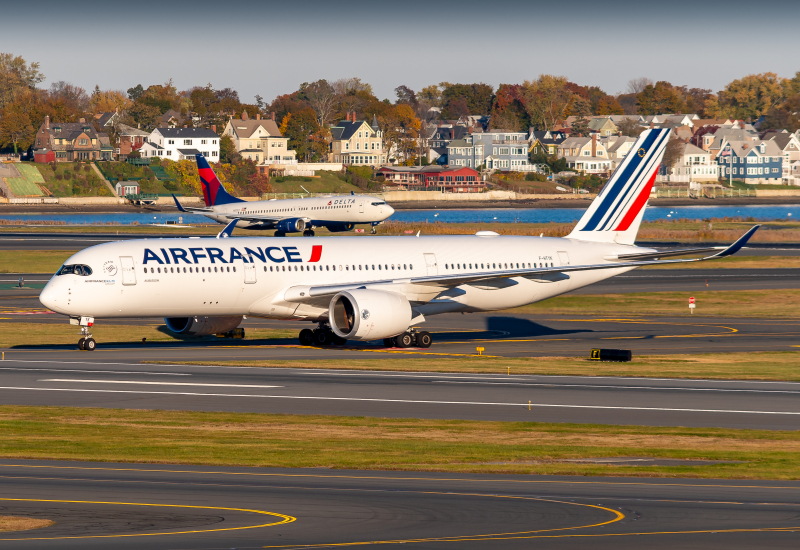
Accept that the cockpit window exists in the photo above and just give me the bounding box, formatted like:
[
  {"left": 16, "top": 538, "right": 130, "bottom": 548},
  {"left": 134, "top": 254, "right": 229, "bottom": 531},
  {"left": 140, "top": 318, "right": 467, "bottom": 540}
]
[
  {"left": 58, "top": 264, "right": 93, "bottom": 276},
  {"left": 371, "top": 201, "right": 386, "bottom": 206}
]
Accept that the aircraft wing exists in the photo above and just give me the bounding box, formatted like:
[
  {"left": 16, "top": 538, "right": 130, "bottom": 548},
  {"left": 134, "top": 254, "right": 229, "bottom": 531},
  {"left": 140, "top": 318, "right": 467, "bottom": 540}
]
[
  {"left": 223, "top": 214, "right": 311, "bottom": 225},
  {"left": 282, "top": 225, "right": 759, "bottom": 304}
]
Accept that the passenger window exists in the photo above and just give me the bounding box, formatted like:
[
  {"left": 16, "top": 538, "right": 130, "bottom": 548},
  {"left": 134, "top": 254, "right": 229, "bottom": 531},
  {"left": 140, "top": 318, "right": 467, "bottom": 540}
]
[{"left": 233, "top": 267, "right": 236, "bottom": 272}]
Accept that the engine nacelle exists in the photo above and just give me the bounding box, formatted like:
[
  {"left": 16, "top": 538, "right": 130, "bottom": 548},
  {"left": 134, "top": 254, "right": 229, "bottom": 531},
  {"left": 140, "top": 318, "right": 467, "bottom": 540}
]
[
  {"left": 275, "top": 217, "right": 307, "bottom": 233},
  {"left": 329, "top": 289, "right": 412, "bottom": 341},
  {"left": 324, "top": 222, "right": 355, "bottom": 232},
  {"left": 164, "top": 316, "right": 243, "bottom": 336}
]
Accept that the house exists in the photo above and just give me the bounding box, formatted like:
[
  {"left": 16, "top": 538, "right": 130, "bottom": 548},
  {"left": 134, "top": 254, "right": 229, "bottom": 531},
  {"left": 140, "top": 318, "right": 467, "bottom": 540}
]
[
  {"left": 556, "top": 135, "right": 612, "bottom": 174},
  {"left": 529, "top": 130, "right": 567, "bottom": 156},
  {"left": 115, "top": 180, "right": 140, "bottom": 196},
  {"left": 587, "top": 117, "right": 618, "bottom": 137},
  {"left": 223, "top": 112, "right": 296, "bottom": 166},
  {"left": 116, "top": 123, "right": 149, "bottom": 159},
  {"left": 98, "top": 133, "right": 114, "bottom": 160},
  {"left": 427, "top": 124, "right": 469, "bottom": 149},
  {"left": 448, "top": 129, "right": 536, "bottom": 171},
  {"left": 659, "top": 114, "right": 699, "bottom": 127},
  {"left": 657, "top": 142, "right": 719, "bottom": 184},
  {"left": 329, "top": 113, "right": 386, "bottom": 167},
  {"left": 761, "top": 131, "right": 800, "bottom": 184},
  {"left": 158, "top": 109, "right": 185, "bottom": 128},
  {"left": 707, "top": 126, "right": 759, "bottom": 156},
  {"left": 788, "top": 160, "right": 800, "bottom": 186},
  {"left": 139, "top": 127, "right": 220, "bottom": 163},
  {"left": 601, "top": 135, "right": 637, "bottom": 169},
  {"left": 716, "top": 140, "right": 783, "bottom": 184},
  {"left": 376, "top": 165, "right": 484, "bottom": 192},
  {"left": 93, "top": 110, "right": 121, "bottom": 129},
  {"left": 34, "top": 116, "right": 103, "bottom": 162}
]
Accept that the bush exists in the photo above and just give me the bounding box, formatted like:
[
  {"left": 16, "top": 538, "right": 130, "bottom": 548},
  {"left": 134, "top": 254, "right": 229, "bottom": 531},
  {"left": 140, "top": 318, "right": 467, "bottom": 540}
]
[
  {"left": 55, "top": 174, "right": 62, "bottom": 181},
  {"left": 524, "top": 172, "right": 547, "bottom": 182}
]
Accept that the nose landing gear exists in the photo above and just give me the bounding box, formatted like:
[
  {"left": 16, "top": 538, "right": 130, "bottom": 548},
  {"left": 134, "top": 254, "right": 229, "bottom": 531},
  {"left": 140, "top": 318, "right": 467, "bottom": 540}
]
[{"left": 78, "top": 326, "right": 96, "bottom": 351}]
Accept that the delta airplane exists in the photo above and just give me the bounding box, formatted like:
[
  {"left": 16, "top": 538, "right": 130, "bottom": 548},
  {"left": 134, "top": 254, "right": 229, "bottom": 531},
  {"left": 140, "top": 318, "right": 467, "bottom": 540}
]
[
  {"left": 41, "top": 129, "right": 758, "bottom": 351},
  {"left": 172, "top": 155, "right": 395, "bottom": 236}
]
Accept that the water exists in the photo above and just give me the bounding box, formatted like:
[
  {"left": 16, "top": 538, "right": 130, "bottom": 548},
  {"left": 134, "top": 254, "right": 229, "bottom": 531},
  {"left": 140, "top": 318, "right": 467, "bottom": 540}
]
[{"left": 0, "top": 205, "right": 797, "bottom": 226}]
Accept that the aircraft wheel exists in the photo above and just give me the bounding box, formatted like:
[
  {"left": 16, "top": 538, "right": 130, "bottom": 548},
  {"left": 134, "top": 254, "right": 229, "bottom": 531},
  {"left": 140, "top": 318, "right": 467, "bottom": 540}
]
[
  {"left": 314, "top": 329, "right": 332, "bottom": 346},
  {"left": 274, "top": 231, "right": 286, "bottom": 237},
  {"left": 84, "top": 338, "right": 96, "bottom": 351},
  {"left": 332, "top": 335, "right": 347, "bottom": 346},
  {"left": 383, "top": 338, "right": 394, "bottom": 348},
  {"left": 416, "top": 331, "right": 432, "bottom": 348},
  {"left": 299, "top": 329, "right": 314, "bottom": 346},
  {"left": 78, "top": 337, "right": 85, "bottom": 351},
  {"left": 395, "top": 333, "right": 413, "bottom": 348},
  {"left": 303, "top": 230, "right": 315, "bottom": 237}
]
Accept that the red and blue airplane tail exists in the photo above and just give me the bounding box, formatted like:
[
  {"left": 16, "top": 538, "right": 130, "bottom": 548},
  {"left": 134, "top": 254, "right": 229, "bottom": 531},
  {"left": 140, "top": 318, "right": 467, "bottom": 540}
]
[
  {"left": 196, "top": 154, "right": 244, "bottom": 207},
  {"left": 568, "top": 128, "right": 670, "bottom": 245}
]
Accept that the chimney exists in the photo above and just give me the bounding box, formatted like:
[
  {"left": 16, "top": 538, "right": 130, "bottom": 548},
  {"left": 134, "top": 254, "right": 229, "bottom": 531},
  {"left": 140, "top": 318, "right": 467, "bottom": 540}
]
[
  {"left": 45, "top": 115, "right": 50, "bottom": 129},
  {"left": 739, "top": 120, "right": 745, "bottom": 129},
  {"left": 591, "top": 134, "right": 597, "bottom": 157},
  {"left": 241, "top": 111, "right": 248, "bottom": 121},
  {"left": 211, "top": 124, "right": 217, "bottom": 133},
  {"left": 271, "top": 111, "right": 276, "bottom": 121},
  {"left": 256, "top": 113, "right": 261, "bottom": 120},
  {"left": 649, "top": 122, "right": 654, "bottom": 129},
  {"left": 79, "top": 117, "right": 85, "bottom": 123}
]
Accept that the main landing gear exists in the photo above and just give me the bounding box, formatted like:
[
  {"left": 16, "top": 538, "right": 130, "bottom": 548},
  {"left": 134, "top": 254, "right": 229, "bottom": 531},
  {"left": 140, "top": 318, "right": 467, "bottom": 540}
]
[
  {"left": 302, "top": 229, "right": 316, "bottom": 237},
  {"left": 383, "top": 329, "right": 431, "bottom": 349},
  {"left": 78, "top": 325, "right": 96, "bottom": 351},
  {"left": 299, "top": 324, "right": 346, "bottom": 347}
]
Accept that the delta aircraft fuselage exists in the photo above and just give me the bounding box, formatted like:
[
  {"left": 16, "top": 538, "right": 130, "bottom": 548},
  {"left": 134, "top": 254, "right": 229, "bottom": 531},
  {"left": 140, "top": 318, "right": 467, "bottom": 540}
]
[{"left": 39, "top": 234, "right": 641, "bottom": 321}]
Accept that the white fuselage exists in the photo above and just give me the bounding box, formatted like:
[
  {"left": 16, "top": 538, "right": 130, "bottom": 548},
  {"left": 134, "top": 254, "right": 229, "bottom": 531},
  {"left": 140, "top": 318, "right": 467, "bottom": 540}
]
[
  {"left": 40, "top": 234, "right": 645, "bottom": 323},
  {"left": 204, "top": 195, "right": 394, "bottom": 230}
]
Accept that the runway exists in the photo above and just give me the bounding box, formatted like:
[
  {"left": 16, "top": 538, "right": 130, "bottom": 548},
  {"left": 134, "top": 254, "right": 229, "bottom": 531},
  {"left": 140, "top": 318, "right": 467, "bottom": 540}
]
[
  {"left": 0, "top": 359, "right": 798, "bottom": 429},
  {"left": 0, "top": 459, "right": 798, "bottom": 549}
]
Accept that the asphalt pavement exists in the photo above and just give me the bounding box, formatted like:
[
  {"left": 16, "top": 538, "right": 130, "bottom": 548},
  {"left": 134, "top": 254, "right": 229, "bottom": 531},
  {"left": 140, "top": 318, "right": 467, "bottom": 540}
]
[
  {"left": 0, "top": 359, "right": 798, "bottom": 429},
  {"left": 0, "top": 459, "right": 798, "bottom": 549}
]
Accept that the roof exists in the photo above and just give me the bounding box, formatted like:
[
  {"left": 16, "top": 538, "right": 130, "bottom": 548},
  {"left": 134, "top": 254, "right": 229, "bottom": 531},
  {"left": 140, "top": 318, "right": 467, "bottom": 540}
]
[
  {"left": 447, "top": 139, "right": 470, "bottom": 148},
  {"left": 722, "top": 140, "right": 782, "bottom": 157},
  {"left": 152, "top": 128, "right": 219, "bottom": 138},
  {"left": 588, "top": 118, "right": 616, "bottom": 131},
  {"left": 762, "top": 132, "right": 796, "bottom": 149},
  {"left": 117, "top": 123, "right": 149, "bottom": 137},
  {"left": 142, "top": 142, "right": 163, "bottom": 150},
  {"left": 330, "top": 120, "right": 373, "bottom": 141},
  {"left": 95, "top": 112, "right": 117, "bottom": 127},
  {"left": 682, "top": 142, "right": 707, "bottom": 155},
  {"left": 377, "top": 165, "right": 477, "bottom": 174},
  {"left": 228, "top": 119, "right": 282, "bottom": 139},
  {"left": 177, "top": 148, "right": 202, "bottom": 155},
  {"left": 239, "top": 148, "right": 263, "bottom": 153}
]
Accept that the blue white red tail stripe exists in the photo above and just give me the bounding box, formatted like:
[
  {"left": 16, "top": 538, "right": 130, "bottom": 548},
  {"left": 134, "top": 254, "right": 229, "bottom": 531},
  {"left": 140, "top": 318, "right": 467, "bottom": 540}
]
[{"left": 568, "top": 128, "right": 671, "bottom": 245}]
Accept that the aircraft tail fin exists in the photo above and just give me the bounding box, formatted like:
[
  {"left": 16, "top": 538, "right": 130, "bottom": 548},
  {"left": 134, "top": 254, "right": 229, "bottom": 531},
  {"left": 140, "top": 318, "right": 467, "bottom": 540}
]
[
  {"left": 196, "top": 154, "right": 243, "bottom": 207},
  {"left": 568, "top": 128, "right": 670, "bottom": 245}
]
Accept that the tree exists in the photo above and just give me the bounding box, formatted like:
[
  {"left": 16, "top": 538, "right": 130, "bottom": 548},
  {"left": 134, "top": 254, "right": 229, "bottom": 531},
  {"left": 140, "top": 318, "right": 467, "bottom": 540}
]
[
  {"left": 219, "top": 135, "right": 241, "bottom": 164},
  {"left": 627, "top": 77, "right": 653, "bottom": 95},
  {"left": 616, "top": 117, "right": 643, "bottom": 137},
  {"left": 0, "top": 53, "right": 45, "bottom": 109},
  {"left": 489, "top": 84, "right": 528, "bottom": 131},
  {"left": 418, "top": 84, "right": 443, "bottom": 107},
  {"left": 304, "top": 80, "right": 337, "bottom": 127},
  {"left": 0, "top": 105, "right": 34, "bottom": 154},
  {"left": 127, "top": 84, "right": 144, "bottom": 101},
  {"left": 441, "top": 83, "right": 494, "bottom": 118},
  {"left": 282, "top": 107, "right": 327, "bottom": 162},
  {"left": 89, "top": 88, "right": 131, "bottom": 113},
  {"left": 394, "top": 85, "right": 417, "bottom": 106},
  {"left": 662, "top": 137, "right": 685, "bottom": 170},
  {"left": 570, "top": 116, "right": 590, "bottom": 137},
  {"left": 719, "top": 72, "right": 786, "bottom": 120},
  {"left": 442, "top": 96, "right": 469, "bottom": 119},
  {"left": 522, "top": 75, "right": 573, "bottom": 131},
  {"left": 636, "top": 81, "right": 686, "bottom": 115}
]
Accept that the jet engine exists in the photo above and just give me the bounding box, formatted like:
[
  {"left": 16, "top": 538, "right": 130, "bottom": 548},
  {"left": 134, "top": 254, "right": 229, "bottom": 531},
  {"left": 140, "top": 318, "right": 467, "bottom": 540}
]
[
  {"left": 329, "top": 289, "right": 412, "bottom": 341},
  {"left": 275, "top": 218, "right": 307, "bottom": 233},
  {"left": 164, "top": 316, "right": 243, "bottom": 336}
]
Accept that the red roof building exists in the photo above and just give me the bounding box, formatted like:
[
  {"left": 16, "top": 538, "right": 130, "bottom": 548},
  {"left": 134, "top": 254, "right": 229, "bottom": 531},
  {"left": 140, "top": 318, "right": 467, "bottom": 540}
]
[{"left": 376, "top": 166, "right": 484, "bottom": 192}]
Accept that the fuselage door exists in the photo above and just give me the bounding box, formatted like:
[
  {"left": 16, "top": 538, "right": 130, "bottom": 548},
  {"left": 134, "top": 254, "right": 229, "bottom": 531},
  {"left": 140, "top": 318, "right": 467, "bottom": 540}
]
[
  {"left": 359, "top": 200, "right": 364, "bottom": 214},
  {"left": 120, "top": 256, "right": 136, "bottom": 286},
  {"left": 424, "top": 253, "right": 438, "bottom": 276},
  {"left": 244, "top": 262, "right": 257, "bottom": 284},
  {"left": 557, "top": 251, "right": 570, "bottom": 266}
]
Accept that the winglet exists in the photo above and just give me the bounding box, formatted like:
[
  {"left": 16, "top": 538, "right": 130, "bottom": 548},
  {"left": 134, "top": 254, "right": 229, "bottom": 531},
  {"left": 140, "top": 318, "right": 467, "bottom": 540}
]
[
  {"left": 216, "top": 218, "right": 238, "bottom": 239},
  {"left": 708, "top": 225, "right": 759, "bottom": 258},
  {"left": 351, "top": 191, "right": 355, "bottom": 196},
  {"left": 172, "top": 194, "right": 188, "bottom": 213}
]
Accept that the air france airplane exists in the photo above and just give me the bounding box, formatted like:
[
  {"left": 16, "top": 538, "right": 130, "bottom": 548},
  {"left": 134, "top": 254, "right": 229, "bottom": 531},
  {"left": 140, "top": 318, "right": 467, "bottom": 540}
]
[
  {"left": 173, "top": 155, "right": 394, "bottom": 236},
  {"left": 41, "top": 129, "right": 758, "bottom": 351}
]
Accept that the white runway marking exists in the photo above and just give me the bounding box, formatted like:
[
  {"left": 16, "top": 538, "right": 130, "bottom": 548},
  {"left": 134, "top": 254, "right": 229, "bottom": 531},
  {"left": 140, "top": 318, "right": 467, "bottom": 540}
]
[
  {"left": 433, "top": 380, "right": 800, "bottom": 395},
  {"left": 0, "top": 368, "right": 188, "bottom": 376},
  {"left": 40, "top": 379, "right": 283, "bottom": 389},
  {"left": 0, "top": 386, "right": 798, "bottom": 415}
]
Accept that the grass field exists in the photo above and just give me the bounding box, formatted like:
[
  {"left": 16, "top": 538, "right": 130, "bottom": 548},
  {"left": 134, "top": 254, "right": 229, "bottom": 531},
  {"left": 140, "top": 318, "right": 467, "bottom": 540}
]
[
  {"left": 156, "top": 351, "right": 800, "bottom": 381},
  {"left": 0, "top": 322, "right": 296, "bottom": 348},
  {"left": 0, "top": 250, "right": 77, "bottom": 273},
  {"left": 1, "top": 405, "right": 798, "bottom": 479},
  {"left": 4, "top": 164, "right": 45, "bottom": 196}
]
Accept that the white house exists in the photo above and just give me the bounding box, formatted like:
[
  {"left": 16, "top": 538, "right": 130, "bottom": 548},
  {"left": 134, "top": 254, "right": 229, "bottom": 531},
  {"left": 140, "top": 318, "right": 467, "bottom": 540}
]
[
  {"left": 557, "top": 135, "right": 612, "bottom": 174},
  {"left": 657, "top": 142, "right": 719, "bottom": 184},
  {"left": 762, "top": 131, "right": 800, "bottom": 185},
  {"left": 140, "top": 128, "right": 220, "bottom": 163},
  {"left": 115, "top": 180, "right": 139, "bottom": 196},
  {"left": 223, "top": 113, "right": 297, "bottom": 166}
]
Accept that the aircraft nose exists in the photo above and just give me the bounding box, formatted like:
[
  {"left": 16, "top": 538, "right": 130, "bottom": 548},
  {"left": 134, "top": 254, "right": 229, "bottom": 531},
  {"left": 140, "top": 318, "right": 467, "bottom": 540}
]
[
  {"left": 384, "top": 204, "right": 395, "bottom": 217},
  {"left": 39, "top": 279, "right": 60, "bottom": 312}
]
